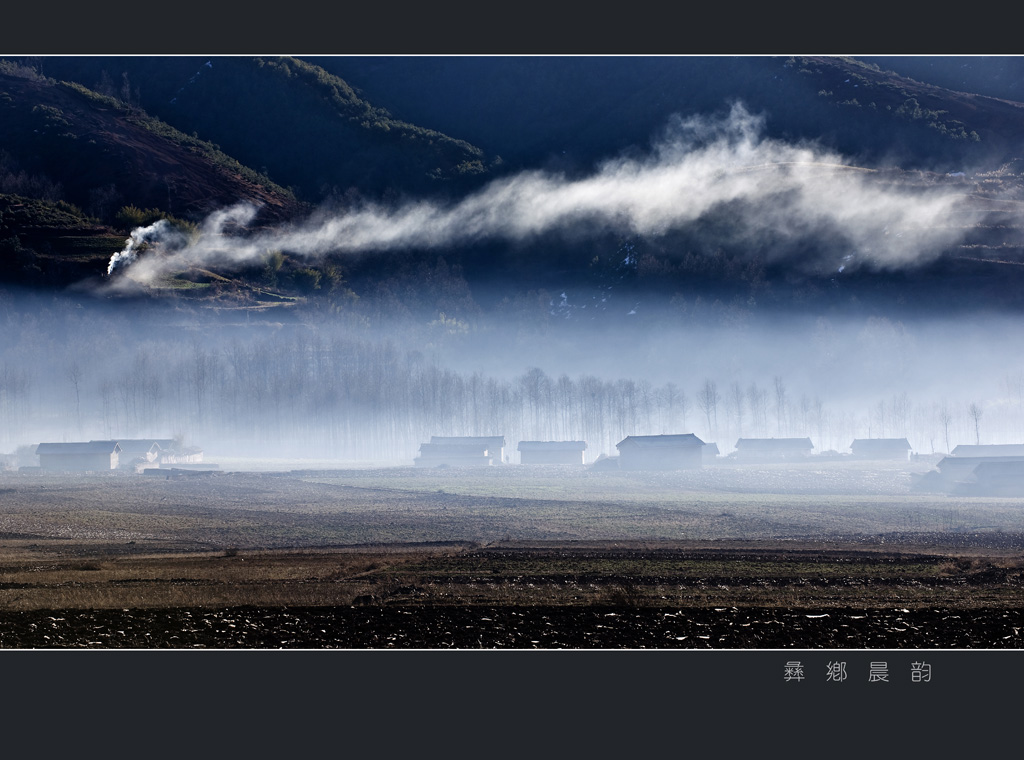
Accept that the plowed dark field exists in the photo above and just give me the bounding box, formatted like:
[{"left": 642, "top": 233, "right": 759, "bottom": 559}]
[
  {"left": 2, "top": 604, "right": 1021, "bottom": 649},
  {"left": 1, "top": 462, "right": 1023, "bottom": 649}
]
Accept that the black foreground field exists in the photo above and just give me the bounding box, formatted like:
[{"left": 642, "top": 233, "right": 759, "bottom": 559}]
[
  {"left": 1, "top": 463, "right": 1023, "bottom": 648},
  {"left": 1, "top": 602, "right": 1022, "bottom": 649}
]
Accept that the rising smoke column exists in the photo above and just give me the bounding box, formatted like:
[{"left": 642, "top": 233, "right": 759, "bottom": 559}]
[
  {"left": 102, "top": 103, "right": 994, "bottom": 287},
  {"left": 106, "top": 219, "right": 173, "bottom": 276}
]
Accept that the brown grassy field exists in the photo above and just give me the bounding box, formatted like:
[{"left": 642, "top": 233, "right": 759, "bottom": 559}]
[{"left": 1, "top": 460, "right": 1022, "bottom": 647}]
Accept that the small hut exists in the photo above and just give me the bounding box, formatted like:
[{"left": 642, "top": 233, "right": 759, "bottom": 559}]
[
  {"left": 517, "top": 441, "right": 587, "bottom": 465},
  {"left": 936, "top": 455, "right": 1024, "bottom": 482},
  {"left": 36, "top": 441, "right": 121, "bottom": 471},
  {"left": 850, "top": 438, "right": 912, "bottom": 461},
  {"left": 414, "top": 437, "right": 501, "bottom": 467},
  {"left": 426, "top": 436, "right": 506, "bottom": 463},
  {"left": 615, "top": 434, "right": 705, "bottom": 470},
  {"left": 968, "top": 460, "right": 1024, "bottom": 496}
]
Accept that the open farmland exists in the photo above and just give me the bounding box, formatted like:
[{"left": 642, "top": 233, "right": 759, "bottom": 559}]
[{"left": 0, "top": 459, "right": 1023, "bottom": 648}]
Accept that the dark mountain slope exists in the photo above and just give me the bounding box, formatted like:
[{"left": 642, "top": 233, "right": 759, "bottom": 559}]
[
  {"left": 791, "top": 56, "right": 1024, "bottom": 165},
  {"left": 5, "top": 56, "right": 1024, "bottom": 322},
  {"left": 860, "top": 56, "right": 1024, "bottom": 104},
  {"left": 0, "top": 62, "right": 303, "bottom": 225},
  {"left": 312, "top": 56, "right": 1024, "bottom": 173},
  {"left": 35, "top": 56, "right": 497, "bottom": 204}
]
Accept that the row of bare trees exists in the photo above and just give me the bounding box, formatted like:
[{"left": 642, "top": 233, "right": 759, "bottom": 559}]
[{"left": 0, "top": 325, "right": 1015, "bottom": 461}]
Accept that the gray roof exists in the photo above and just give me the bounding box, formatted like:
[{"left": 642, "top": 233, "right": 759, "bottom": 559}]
[
  {"left": 973, "top": 460, "right": 1024, "bottom": 477},
  {"left": 735, "top": 437, "right": 814, "bottom": 450},
  {"left": 851, "top": 438, "right": 911, "bottom": 450},
  {"left": 419, "top": 443, "right": 490, "bottom": 456},
  {"left": 951, "top": 444, "right": 1024, "bottom": 457},
  {"left": 518, "top": 441, "right": 587, "bottom": 451},
  {"left": 430, "top": 436, "right": 505, "bottom": 447},
  {"left": 616, "top": 434, "right": 705, "bottom": 449},
  {"left": 938, "top": 455, "right": 1024, "bottom": 472},
  {"left": 36, "top": 441, "right": 121, "bottom": 455}
]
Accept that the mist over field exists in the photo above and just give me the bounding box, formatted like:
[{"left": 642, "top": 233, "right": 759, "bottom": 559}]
[{"left": 2, "top": 282, "right": 1023, "bottom": 464}]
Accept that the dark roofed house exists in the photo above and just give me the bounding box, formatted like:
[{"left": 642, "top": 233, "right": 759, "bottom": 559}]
[
  {"left": 734, "top": 438, "right": 814, "bottom": 462},
  {"left": 850, "top": 438, "right": 912, "bottom": 461},
  {"left": 36, "top": 441, "right": 121, "bottom": 471},
  {"left": 936, "top": 455, "right": 1024, "bottom": 482},
  {"left": 615, "top": 434, "right": 705, "bottom": 470},
  {"left": 430, "top": 436, "right": 506, "bottom": 463},
  {"left": 414, "top": 436, "right": 506, "bottom": 467},
  {"left": 918, "top": 455, "right": 1024, "bottom": 493},
  {"left": 518, "top": 440, "right": 587, "bottom": 465},
  {"left": 967, "top": 460, "right": 1024, "bottom": 496},
  {"left": 951, "top": 444, "right": 1024, "bottom": 457}
]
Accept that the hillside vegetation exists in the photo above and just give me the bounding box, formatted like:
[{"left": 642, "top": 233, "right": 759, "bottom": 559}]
[
  {"left": 5, "top": 56, "right": 1024, "bottom": 323},
  {"left": 34, "top": 56, "right": 496, "bottom": 204}
]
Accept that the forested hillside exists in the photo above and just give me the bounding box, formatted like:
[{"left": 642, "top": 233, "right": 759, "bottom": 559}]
[{"left": 35, "top": 56, "right": 497, "bottom": 204}]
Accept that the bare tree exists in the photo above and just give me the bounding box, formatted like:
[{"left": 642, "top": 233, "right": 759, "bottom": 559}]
[
  {"left": 812, "top": 397, "right": 827, "bottom": 452},
  {"left": 969, "top": 402, "right": 984, "bottom": 445},
  {"left": 871, "top": 399, "right": 887, "bottom": 439},
  {"left": 696, "top": 379, "right": 720, "bottom": 442},
  {"left": 891, "top": 391, "right": 911, "bottom": 438},
  {"left": 747, "top": 382, "right": 768, "bottom": 437},
  {"left": 66, "top": 361, "right": 83, "bottom": 432},
  {"left": 937, "top": 401, "right": 953, "bottom": 454},
  {"left": 638, "top": 380, "right": 654, "bottom": 433},
  {"left": 728, "top": 381, "right": 745, "bottom": 440},
  {"left": 773, "top": 376, "right": 787, "bottom": 436},
  {"left": 658, "top": 381, "right": 680, "bottom": 433}
]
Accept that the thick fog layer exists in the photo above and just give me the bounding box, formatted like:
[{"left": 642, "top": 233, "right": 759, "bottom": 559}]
[
  {"left": 2, "top": 290, "right": 1023, "bottom": 463},
  {"left": 103, "top": 104, "right": 987, "bottom": 290}
]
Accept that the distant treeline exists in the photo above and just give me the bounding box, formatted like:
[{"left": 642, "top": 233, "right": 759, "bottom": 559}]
[{"left": 0, "top": 301, "right": 1018, "bottom": 461}]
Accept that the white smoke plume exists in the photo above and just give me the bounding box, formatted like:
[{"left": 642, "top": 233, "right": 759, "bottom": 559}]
[
  {"left": 105, "top": 103, "right": 991, "bottom": 286},
  {"left": 106, "top": 219, "right": 173, "bottom": 276}
]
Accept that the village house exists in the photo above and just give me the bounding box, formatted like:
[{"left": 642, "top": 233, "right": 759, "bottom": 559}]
[
  {"left": 517, "top": 440, "right": 587, "bottom": 465},
  {"left": 950, "top": 444, "right": 1024, "bottom": 457},
  {"left": 615, "top": 434, "right": 705, "bottom": 470},
  {"left": 849, "top": 438, "right": 912, "bottom": 461},
  {"left": 914, "top": 454, "right": 1024, "bottom": 493},
  {"left": 733, "top": 438, "right": 814, "bottom": 462},
  {"left": 964, "top": 460, "right": 1024, "bottom": 496},
  {"left": 415, "top": 436, "right": 506, "bottom": 466},
  {"left": 936, "top": 455, "right": 1024, "bottom": 481},
  {"left": 36, "top": 441, "right": 121, "bottom": 471},
  {"left": 414, "top": 436, "right": 506, "bottom": 467}
]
